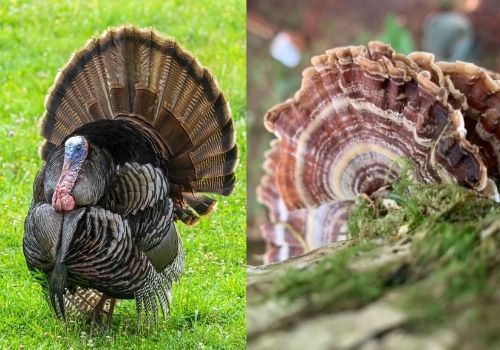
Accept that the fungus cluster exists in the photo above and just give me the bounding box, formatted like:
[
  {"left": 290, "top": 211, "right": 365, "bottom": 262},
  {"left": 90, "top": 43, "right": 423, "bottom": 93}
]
[{"left": 258, "top": 42, "right": 500, "bottom": 263}]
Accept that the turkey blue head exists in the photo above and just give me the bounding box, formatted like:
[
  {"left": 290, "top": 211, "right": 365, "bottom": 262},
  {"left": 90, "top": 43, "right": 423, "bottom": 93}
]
[{"left": 44, "top": 135, "right": 113, "bottom": 211}]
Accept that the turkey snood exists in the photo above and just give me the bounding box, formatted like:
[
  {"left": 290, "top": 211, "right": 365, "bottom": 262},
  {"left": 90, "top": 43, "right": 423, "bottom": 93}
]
[{"left": 52, "top": 136, "right": 88, "bottom": 211}]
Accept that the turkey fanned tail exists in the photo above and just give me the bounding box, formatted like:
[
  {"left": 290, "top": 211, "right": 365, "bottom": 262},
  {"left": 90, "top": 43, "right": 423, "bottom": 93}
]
[{"left": 39, "top": 26, "right": 237, "bottom": 224}]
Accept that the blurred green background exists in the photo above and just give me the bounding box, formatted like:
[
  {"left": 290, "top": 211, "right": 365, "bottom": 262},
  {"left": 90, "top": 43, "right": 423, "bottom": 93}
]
[{"left": 0, "top": 0, "right": 246, "bottom": 349}]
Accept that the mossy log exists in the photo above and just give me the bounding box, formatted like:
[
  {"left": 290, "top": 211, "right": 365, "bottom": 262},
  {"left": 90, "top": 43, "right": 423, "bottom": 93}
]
[{"left": 248, "top": 183, "right": 500, "bottom": 350}]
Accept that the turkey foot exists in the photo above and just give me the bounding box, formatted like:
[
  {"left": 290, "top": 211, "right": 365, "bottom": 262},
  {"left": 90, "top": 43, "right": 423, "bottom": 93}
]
[{"left": 89, "top": 295, "right": 117, "bottom": 329}]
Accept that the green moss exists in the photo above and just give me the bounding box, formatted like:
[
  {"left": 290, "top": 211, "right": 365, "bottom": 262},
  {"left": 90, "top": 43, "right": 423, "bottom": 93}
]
[{"left": 269, "top": 242, "right": 387, "bottom": 311}]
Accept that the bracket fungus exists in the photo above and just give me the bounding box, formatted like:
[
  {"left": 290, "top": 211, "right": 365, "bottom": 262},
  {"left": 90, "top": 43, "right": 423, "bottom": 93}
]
[
  {"left": 258, "top": 41, "right": 500, "bottom": 263},
  {"left": 258, "top": 141, "right": 354, "bottom": 262}
]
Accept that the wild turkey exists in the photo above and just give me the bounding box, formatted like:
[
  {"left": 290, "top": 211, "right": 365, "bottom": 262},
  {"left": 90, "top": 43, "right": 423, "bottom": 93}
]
[{"left": 23, "top": 26, "right": 237, "bottom": 326}]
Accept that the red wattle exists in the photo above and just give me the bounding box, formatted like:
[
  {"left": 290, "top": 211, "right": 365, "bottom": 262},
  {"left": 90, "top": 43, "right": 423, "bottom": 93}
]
[
  {"left": 60, "top": 194, "right": 75, "bottom": 211},
  {"left": 52, "top": 189, "right": 76, "bottom": 211},
  {"left": 52, "top": 165, "right": 79, "bottom": 211}
]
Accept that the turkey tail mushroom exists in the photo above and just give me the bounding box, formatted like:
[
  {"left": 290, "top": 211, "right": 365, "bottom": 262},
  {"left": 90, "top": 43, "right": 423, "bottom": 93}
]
[
  {"left": 257, "top": 140, "right": 353, "bottom": 263},
  {"left": 259, "top": 41, "right": 500, "bottom": 263},
  {"left": 436, "top": 61, "right": 500, "bottom": 183},
  {"left": 24, "top": 26, "right": 237, "bottom": 327}
]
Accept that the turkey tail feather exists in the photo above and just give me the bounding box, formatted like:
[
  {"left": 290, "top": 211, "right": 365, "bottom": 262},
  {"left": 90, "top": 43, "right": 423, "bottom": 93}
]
[{"left": 39, "top": 26, "right": 237, "bottom": 221}]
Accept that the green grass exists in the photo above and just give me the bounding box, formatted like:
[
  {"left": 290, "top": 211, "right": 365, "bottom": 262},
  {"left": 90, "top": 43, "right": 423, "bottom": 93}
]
[{"left": 0, "top": 0, "right": 246, "bottom": 349}]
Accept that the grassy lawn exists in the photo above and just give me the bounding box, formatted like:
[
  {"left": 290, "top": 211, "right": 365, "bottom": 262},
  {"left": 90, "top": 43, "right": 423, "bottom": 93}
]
[{"left": 0, "top": 1, "right": 246, "bottom": 349}]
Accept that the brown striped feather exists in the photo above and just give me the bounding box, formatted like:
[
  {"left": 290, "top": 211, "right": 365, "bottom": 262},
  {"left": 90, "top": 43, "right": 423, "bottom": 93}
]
[{"left": 39, "top": 26, "right": 237, "bottom": 221}]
